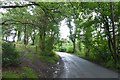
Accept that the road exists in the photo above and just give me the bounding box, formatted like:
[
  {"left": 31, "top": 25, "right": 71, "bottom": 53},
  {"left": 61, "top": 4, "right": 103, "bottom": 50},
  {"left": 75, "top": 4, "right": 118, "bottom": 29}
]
[{"left": 56, "top": 52, "right": 119, "bottom": 78}]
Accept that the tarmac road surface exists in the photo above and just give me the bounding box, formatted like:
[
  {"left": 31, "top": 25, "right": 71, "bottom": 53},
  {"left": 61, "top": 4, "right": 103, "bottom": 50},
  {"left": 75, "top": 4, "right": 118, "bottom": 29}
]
[{"left": 56, "top": 52, "right": 119, "bottom": 78}]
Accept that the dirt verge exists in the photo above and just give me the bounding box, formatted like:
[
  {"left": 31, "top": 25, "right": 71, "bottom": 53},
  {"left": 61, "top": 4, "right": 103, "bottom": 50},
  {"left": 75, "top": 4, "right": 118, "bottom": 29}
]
[{"left": 18, "top": 53, "right": 64, "bottom": 78}]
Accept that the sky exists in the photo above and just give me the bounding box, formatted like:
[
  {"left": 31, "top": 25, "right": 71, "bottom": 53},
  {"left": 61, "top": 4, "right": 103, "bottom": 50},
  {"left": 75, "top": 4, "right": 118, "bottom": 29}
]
[
  {"left": 59, "top": 19, "right": 70, "bottom": 40},
  {"left": 59, "top": 19, "right": 76, "bottom": 40}
]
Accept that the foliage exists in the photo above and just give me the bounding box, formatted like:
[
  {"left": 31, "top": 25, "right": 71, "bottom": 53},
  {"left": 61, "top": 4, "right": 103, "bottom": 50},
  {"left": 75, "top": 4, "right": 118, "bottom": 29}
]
[
  {"left": 2, "top": 41, "right": 19, "bottom": 67},
  {"left": 92, "top": 43, "right": 111, "bottom": 62},
  {"left": 105, "top": 60, "right": 116, "bottom": 68},
  {"left": 66, "top": 45, "right": 73, "bottom": 53}
]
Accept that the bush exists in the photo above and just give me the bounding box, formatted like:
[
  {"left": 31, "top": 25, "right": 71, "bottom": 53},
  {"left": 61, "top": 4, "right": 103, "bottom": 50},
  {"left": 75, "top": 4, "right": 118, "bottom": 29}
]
[
  {"left": 66, "top": 46, "right": 73, "bottom": 53},
  {"left": 105, "top": 60, "right": 115, "bottom": 68},
  {"left": 91, "top": 44, "right": 111, "bottom": 63},
  {"left": 2, "top": 42, "right": 19, "bottom": 67}
]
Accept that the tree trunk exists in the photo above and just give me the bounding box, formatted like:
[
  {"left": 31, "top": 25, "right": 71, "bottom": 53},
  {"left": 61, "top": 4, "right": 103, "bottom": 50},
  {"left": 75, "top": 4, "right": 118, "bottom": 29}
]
[
  {"left": 26, "top": 34, "right": 29, "bottom": 45},
  {"left": 72, "top": 39, "right": 75, "bottom": 53},
  {"left": 104, "top": 16, "right": 115, "bottom": 60},
  {"left": 24, "top": 25, "right": 27, "bottom": 47},
  {"left": 39, "top": 27, "right": 46, "bottom": 54},
  {"left": 17, "top": 30, "right": 21, "bottom": 42},
  {"left": 5, "top": 36, "right": 7, "bottom": 41},
  {"left": 78, "top": 41, "right": 81, "bottom": 51},
  {"left": 85, "top": 47, "right": 90, "bottom": 57},
  {"left": 32, "top": 38, "right": 35, "bottom": 45},
  {"left": 13, "top": 31, "right": 16, "bottom": 48},
  {"left": 110, "top": 2, "right": 118, "bottom": 64},
  {"left": 31, "top": 30, "right": 35, "bottom": 45}
]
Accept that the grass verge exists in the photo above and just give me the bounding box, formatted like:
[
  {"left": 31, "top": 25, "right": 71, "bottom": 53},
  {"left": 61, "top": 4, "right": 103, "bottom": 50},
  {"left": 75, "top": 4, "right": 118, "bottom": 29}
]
[
  {"left": 2, "top": 67, "right": 38, "bottom": 79},
  {"left": 38, "top": 53, "right": 59, "bottom": 64}
]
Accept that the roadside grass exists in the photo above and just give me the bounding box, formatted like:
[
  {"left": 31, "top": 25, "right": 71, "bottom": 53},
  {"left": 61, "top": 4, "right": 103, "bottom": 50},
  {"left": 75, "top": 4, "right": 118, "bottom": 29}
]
[
  {"left": 38, "top": 53, "right": 59, "bottom": 64},
  {"left": 2, "top": 67, "right": 38, "bottom": 79},
  {"left": 24, "top": 50, "right": 59, "bottom": 64},
  {"left": 2, "top": 71, "right": 20, "bottom": 78},
  {"left": 19, "top": 67, "right": 38, "bottom": 78},
  {"left": 16, "top": 44, "right": 59, "bottom": 64},
  {"left": 24, "top": 52, "right": 35, "bottom": 61},
  {"left": 3, "top": 43, "right": 59, "bottom": 78}
]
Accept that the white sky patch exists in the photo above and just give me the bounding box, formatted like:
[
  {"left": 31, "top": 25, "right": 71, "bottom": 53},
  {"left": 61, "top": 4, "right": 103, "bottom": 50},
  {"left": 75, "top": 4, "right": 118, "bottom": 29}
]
[
  {"left": 71, "top": 19, "right": 75, "bottom": 34},
  {"left": 7, "top": 36, "right": 17, "bottom": 41},
  {"left": 0, "top": 8, "right": 7, "bottom": 13},
  {"left": 59, "top": 19, "right": 70, "bottom": 40}
]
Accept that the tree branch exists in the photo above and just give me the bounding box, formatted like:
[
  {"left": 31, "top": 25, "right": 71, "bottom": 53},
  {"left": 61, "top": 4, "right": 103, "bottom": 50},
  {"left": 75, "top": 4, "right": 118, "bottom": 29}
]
[
  {"left": 1, "top": 19, "right": 36, "bottom": 26},
  {"left": 1, "top": 1, "right": 63, "bottom": 25},
  {"left": 1, "top": 2, "right": 39, "bottom": 8}
]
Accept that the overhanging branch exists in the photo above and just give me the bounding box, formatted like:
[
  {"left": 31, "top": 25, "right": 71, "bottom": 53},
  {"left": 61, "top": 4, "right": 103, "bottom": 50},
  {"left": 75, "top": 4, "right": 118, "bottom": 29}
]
[
  {"left": 1, "top": 1, "right": 64, "bottom": 25},
  {"left": 1, "top": 2, "right": 39, "bottom": 8},
  {"left": 1, "top": 19, "right": 36, "bottom": 26}
]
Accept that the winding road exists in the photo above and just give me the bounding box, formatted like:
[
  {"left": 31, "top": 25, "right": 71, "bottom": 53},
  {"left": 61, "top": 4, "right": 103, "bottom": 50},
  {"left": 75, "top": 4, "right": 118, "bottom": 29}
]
[{"left": 56, "top": 52, "right": 119, "bottom": 78}]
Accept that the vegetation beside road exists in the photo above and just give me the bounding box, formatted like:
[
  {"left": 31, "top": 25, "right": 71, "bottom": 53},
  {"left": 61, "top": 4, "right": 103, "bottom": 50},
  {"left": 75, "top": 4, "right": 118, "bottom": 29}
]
[{"left": 2, "top": 41, "right": 60, "bottom": 78}]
